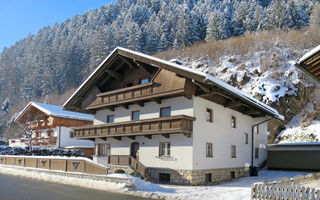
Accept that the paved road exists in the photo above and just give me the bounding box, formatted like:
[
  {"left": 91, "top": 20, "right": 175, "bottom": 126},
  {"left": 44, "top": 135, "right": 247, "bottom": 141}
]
[{"left": 0, "top": 174, "right": 147, "bottom": 200}]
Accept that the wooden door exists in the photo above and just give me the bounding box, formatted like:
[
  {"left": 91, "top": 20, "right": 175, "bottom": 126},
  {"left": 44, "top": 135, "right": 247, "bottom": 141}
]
[{"left": 130, "top": 142, "right": 139, "bottom": 161}]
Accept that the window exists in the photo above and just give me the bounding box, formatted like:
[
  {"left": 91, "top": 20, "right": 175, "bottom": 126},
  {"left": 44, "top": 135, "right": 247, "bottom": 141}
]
[
  {"left": 244, "top": 133, "right": 248, "bottom": 144},
  {"left": 231, "top": 116, "right": 236, "bottom": 128},
  {"left": 36, "top": 132, "right": 41, "bottom": 137},
  {"left": 131, "top": 111, "right": 140, "bottom": 121},
  {"left": 107, "top": 115, "right": 114, "bottom": 123},
  {"left": 255, "top": 126, "right": 259, "bottom": 134},
  {"left": 47, "top": 130, "right": 53, "bottom": 137},
  {"left": 206, "top": 143, "right": 213, "bottom": 157},
  {"left": 255, "top": 148, "right": 259, "bottom": 158},
  {"left": 69, "top": 131, "right": 74, "bottom": 138},
  {"left": 160, "top": 107, "right": 171, "bottom": 117},
  {"left": 205, "top": 173, "right": 212, "bottom": 183},
  {"left": 231, "top": 145, "right": 236, "bottom": 158},
  {"left": 159, "top": 142, "right": 171, "bottom": 157},
  {"left": 95, "top": 143, "right": 111, "bottom": 156},
  {"left": 206, "top": 108, "right": 213, "bottom": 122},
  {"left": 140, "top": 78, "right": 149, "bottom": 84}
]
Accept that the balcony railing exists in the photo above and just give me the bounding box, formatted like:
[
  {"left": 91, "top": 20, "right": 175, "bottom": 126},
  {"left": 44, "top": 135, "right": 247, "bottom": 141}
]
[
  {"left": 32, "top": 136, "right": 57, "bottom": 146},
  {"left": 73, "top": 115, "right": 195, "bottom": 139},
  {"left": 86, "top": 82, "right": 186, "bottom": 110},
  {"left": 109, "top": 155, "right": 146, "bottom": 177}
]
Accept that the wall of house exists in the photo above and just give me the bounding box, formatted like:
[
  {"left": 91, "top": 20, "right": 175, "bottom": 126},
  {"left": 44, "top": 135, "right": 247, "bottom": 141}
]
[
  {"left": 93, "top": 96, "right": 193, "bottom": 124},
  {"left": 93, "top": 96, "right": 194, "bottom": 170},
  {"left": 192, "top": 96, "right": 268, "bottom": 170},
  {"left": 58, "top": 126, "right": 94, "bottom": 148}
]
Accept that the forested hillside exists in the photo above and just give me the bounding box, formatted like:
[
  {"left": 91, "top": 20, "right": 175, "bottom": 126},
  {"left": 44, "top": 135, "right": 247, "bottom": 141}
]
[{"left": 1, "top": 0, "right": 320, "bottom": 140}]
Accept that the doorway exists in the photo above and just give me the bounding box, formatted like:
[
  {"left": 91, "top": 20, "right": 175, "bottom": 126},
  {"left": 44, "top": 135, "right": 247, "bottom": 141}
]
[{"left": 130, "top": 142, "right": 140, "bottom": 161}]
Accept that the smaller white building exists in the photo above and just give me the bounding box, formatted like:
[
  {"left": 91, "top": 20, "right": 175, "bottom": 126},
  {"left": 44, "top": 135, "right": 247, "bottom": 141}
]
[{"left": 13, "top": 102, "right": 94, "bottom": 150}]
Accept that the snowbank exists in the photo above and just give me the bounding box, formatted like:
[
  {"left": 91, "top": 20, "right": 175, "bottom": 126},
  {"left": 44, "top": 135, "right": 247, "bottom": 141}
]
[{"left": 0, "top": 165, "right": 309, "bottom": 200}]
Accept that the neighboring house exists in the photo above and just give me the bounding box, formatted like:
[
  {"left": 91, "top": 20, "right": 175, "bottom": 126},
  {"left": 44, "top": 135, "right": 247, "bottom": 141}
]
[
  {"left": 296, "top": 45, "right": 320, "bottom": 82},
  {"left": 63, "top": 47, "right": 284, "bottom": 185},
  {"left": 13, "top": 102, "right": 94, "bottom": 152}
]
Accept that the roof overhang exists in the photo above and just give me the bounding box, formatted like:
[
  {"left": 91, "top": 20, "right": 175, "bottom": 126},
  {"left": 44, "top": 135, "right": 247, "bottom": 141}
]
[
  {"left": 63, "top": 47, "right": 284, "bottom": 121},
  {"left": 296, "top": 45, "right": 320, "bottom": 83}
]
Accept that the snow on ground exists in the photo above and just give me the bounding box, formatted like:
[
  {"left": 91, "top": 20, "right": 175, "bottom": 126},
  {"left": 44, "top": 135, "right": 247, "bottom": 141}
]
[
  {"left": 0, "top": 165, "right": 309, "bottom": 200},
  {"left": 130, "top": 170, "right": 309, "bottom": 200},
  {"left": 277, "top": 119, "right": 320, "bottom": 143}
]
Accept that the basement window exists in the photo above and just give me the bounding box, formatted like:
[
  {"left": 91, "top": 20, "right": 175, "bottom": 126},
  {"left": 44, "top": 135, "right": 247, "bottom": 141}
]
[
  {"left": 159, "top": 173, "right": 170, "bottom": 184},
  {"left": 205, "top": 173, "right": 212, "bottom": 183},
  {"left": 230, "top": 171, "right": 236, "bottom": 179}
]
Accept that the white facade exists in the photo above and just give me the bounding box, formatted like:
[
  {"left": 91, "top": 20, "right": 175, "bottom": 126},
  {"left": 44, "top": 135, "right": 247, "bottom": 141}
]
[{"left": 94, "top": 96, "right": 268, "bottom": 170}]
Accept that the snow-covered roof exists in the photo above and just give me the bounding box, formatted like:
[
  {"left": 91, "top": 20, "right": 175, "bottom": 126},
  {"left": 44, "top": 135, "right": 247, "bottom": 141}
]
[
  {"left": 16, "top": 102, "right": 93, "bottom": 122},
  {"left": 298, "top": 45, "right": 320, "bottom": 64},
  {"left": 64, "top": 47, "right": 284, "bottom": 121}
]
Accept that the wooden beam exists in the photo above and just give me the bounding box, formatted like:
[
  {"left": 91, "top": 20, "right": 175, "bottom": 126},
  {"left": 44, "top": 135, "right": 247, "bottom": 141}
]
[
  {"left": 225, "top": 101, "right": 244, "bottom": 108},
  {"left": 144, "top": 135, "right": 152, "bottom": 139},
  {"left": 244, "top": 109, "right": 262, "bottom": 115},
  {"left": 162, "top": 134, "right": 170, "bottom": 138},
  {"left": 119, "top": 56, "right": 135, "bottom": 69},
  {"left": 133, "top": 60, "right": 149, "bottom": 73},
  {"left": 152, "top": 98, "right": 161, "bottom": 104},
  {"left": 136, "top": 102, "right": 144, "bottom": 107},
  {"left": 192, "top": 79, "right": 211, "bottom": 93},
  {"left": 113, "top": 136, "right": 121, "bottom": 141},
  {"left": 105, "top": 69, "right": 122, "bottom": 80},
  {"left": 128, "top": 136, "right": 135, "bottom": 140}
]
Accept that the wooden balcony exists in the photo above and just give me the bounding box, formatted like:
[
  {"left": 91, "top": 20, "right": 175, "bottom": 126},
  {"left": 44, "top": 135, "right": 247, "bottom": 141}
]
[
  {"left": 32, "top": 136, "right": 57, "bottom": 146},
  {"left": 86, "top": 82, "right": 189, "bottom": 110},
  {"left": 73, "top": 115, "right": 195, "bottom": 140}
]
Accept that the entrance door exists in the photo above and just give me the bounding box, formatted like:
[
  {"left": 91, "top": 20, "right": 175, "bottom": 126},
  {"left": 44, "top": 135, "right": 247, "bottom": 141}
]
[{"left": 130, "top": 142, "right": 140, "bottom": 161}]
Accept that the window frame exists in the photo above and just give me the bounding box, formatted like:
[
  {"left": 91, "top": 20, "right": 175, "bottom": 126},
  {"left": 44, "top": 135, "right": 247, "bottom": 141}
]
[
  {"left": 95, "top": 143, "right": 111, "bottom": 157},
  {"left": 160, "top": 107, "right": 171, "bottom": 118},
  {"left": 231, "top": 145, "right": 236, "bottom": 158},
  {"left": 206, "top": 143, "right": 213, "bottom": 157},
  {"left": 131, "top": 110, "right": 140, "bottom": 121},
  {"left": 244, "top": 133, "right": 248, "bottom": 144},
  {"left": 255, "top": 147, "right": 259, "bottom": 158},
  {"left": 159, "top": 142, "right": 171, "bottom": 157},
  {"left": 107, "top": 115, "right": 114, "bottom": 123},
  {"left": 231, "top": 116, "right": 236, "bottom": 128},
  {"left": 206, "top": 108, "right": 213, "bottom": 122}
]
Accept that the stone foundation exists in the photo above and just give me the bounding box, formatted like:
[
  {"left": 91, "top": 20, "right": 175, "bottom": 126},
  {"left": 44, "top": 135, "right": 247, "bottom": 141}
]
[{"left": 146, "top": 167, "right": 250, "bottom": 185}]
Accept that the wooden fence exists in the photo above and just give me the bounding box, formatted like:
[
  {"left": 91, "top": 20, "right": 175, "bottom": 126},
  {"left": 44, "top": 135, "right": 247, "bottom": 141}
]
[
  {"left": 251, "top": 183, "right": 320, "bottom": 200},
  {"left": 0, "top": 155, "right": 108, "bottom": 175}
]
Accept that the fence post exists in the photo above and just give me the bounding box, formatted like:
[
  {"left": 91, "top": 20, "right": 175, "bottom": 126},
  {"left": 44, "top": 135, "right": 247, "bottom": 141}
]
[
  {"left": 311, "top": 188, "right": 315, "bottom": 200},
  {"left": 316, "top": 189, "right": 320, "bottom": 200},
  {"left": 251, "top": 184, "right": 256, "bottom": 200}
]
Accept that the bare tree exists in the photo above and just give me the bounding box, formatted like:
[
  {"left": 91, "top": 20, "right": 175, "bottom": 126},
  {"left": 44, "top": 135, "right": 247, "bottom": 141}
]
[{"left": 22, "top": 123, "right": 34, "bottom": 152}]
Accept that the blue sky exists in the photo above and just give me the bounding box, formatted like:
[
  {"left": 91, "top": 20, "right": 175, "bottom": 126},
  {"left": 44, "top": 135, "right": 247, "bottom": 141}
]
[{"left": 0, "top": 0, "right": 114, "bottom": 51}]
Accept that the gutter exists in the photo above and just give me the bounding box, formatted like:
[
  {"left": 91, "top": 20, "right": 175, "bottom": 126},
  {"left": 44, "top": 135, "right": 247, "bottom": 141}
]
[{"left": 250, "top": 117, "right": 273, "bottom": 175}]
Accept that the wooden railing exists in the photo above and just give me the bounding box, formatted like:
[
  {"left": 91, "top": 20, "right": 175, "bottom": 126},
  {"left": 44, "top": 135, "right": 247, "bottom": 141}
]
[
  {"left": 32, "top": 136, "right": 57, "bottom": 146},
  {"left": 73, "top": 115, "right": 195, "bottom": 139},
  {"left": 86, "top": 82, "right": 186, "bottom": 110},
  {"left": 109, "top": 155, "right": 146, "bottom": 178}
]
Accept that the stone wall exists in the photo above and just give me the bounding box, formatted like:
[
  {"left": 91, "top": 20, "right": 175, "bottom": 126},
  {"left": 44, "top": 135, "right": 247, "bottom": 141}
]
[{"left": 147, "top": 167, "right": 250, "bottom": 185}]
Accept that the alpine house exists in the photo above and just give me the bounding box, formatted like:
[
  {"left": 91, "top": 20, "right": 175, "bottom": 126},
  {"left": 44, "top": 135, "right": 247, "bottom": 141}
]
[
  {"left": 63, "top": 47, "right": 284, "bottom": 185},
  {"left": 13, "top": 102, "right": 94, "bottom": 156}
]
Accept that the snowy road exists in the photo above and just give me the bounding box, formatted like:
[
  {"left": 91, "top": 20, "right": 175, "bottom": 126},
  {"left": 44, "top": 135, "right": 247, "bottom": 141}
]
[{"left": 0, "top": 173, "right": 147, "bottom": 200}]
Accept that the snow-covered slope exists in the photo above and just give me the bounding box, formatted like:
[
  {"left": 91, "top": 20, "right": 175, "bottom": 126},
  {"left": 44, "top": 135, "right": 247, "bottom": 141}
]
[{"left": 180, "top": 46, "right": 320, "bottom": 143}]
